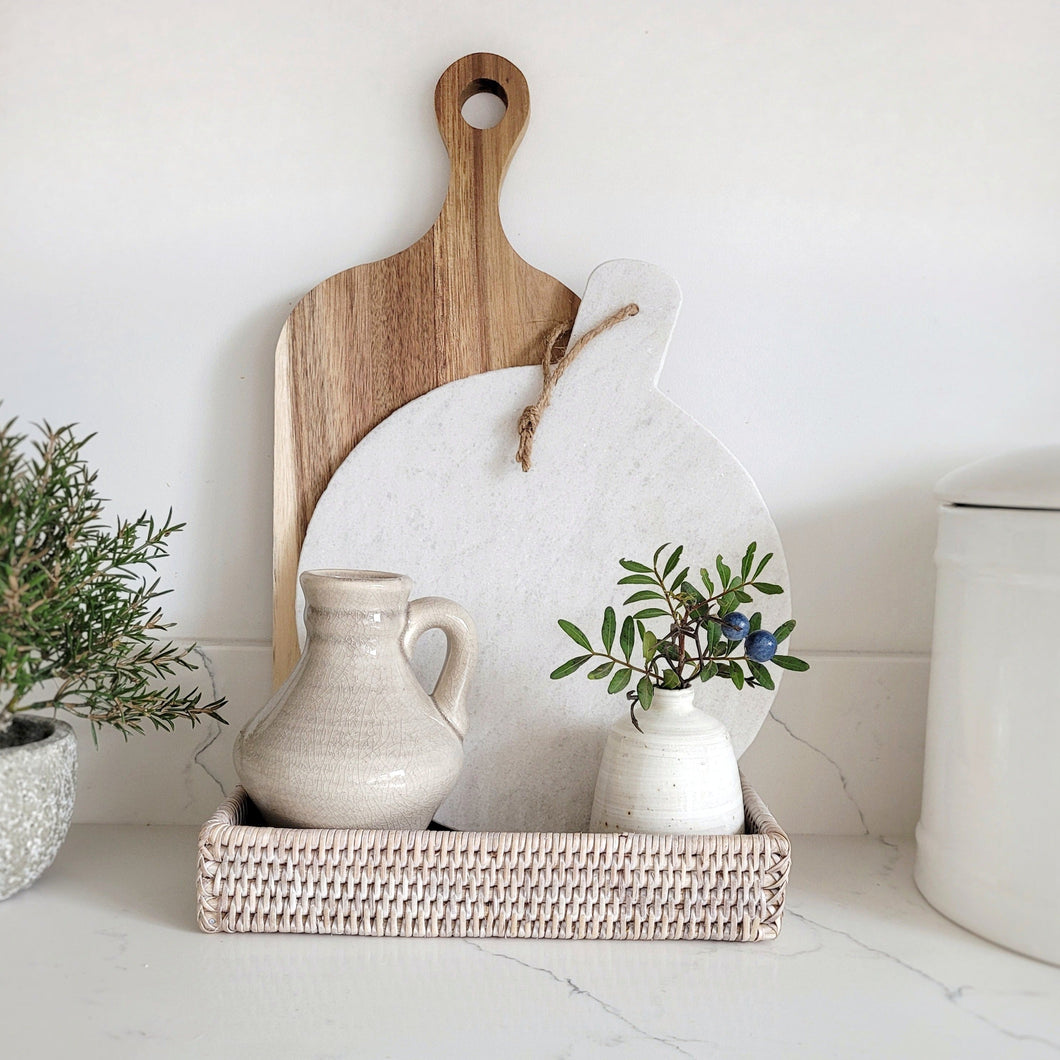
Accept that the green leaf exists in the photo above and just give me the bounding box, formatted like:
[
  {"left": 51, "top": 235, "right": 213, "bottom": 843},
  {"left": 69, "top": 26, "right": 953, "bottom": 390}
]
[
  {"left": 619, "top": 558, "right": 652, "bottom": 573},
  {"left": 608, "top": 666, "right": 633, "bottom": 693},
  {"left": 735, "top": 590, "right": 753, "bottom": 603},
  {"left": 699, "top": 661, "right": 718, "bottom": 682},
  {"left": 601, "top": 607, "right": 616, "bottom": 653},
  {"left": 549, "top": 655, "right": 592, "bottom": 679},
  {"left": 636, "top": 676, "right": 654, "bottom": 709},
  {"left": 718, "top": 591, "right": 738, "bottom": 616},
  {"left": 662, "top": 545, "right": 684, "bottom": 580},
  {"left": 772, "top": 654, "right": 810, "bottom": 671},
  {"left": 620, "top": 616, "right": 635, "bottom": 661},
  {"left": 624, "top": 590, "right": 664, "bottom": 604},
  {"left": 587, "top": 660, "right": 615, "bottom": 680},
  {"left": 558, "top": 619, "right": 592, "bottom": 651},
  {"left": 773, "top": 619, "right": 796, "bottom": 644},
  {"left": 753, "top": 582, "right": 784, "bottom": 595},
  {"left": 642, "top": 630, "right": 658, "bottom": 660},
  {"left": 706, "top": 618, "right": 721, "bottom": 653},
  {"left": 670, "top": 568, "right": 690, "bottom": 595},
  {"left": 617, "top": 574, "right": 657, "bottom": 585},
  {"left": 741, "top": 541, "right": 756, "bottom": 581},
  {"left": 715, "top": 663, "right": 731, "bottom": 679},
  {"left": 749, "top": 611, "right": 763, "bottom": 633},
  {"left": 747, "top": 660, "right": 775, "bottom": 689},
  {"left": 753, "top": 552, "right": 774, "bottom": 579},
  {"left": 662, "top": 669, "right": 681, "bottom": 689},
  {"left": 700, "top": 568, "right": 715, "bottom": 595},
  {"left": 632, "top": 607, "right": 669, "bottom": 620},
  {"left": 655, "top": 640, "right": 679, "bottom": 661},
  {"left": 653, "top": 543, "right": 670, "bottom": 566},
  {"left": 679, "top": 580, "right": 704, "bottom": 603},
  {"left": 730, "top": 662, "right": 744, "bottom": 689},
  {"left": 716, "top": 555, "right": 731, "bottom": 589}
]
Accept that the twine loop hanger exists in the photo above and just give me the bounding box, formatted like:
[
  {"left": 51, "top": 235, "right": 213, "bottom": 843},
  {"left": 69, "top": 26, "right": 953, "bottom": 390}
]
[{"left": 515, "top": 303, "right": 639, "bottom": 471}]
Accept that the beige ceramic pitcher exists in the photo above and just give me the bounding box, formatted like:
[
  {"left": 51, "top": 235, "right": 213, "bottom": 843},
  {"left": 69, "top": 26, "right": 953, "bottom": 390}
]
[{"left": 235, "top": 569, "right": 476, "bottom": 828}]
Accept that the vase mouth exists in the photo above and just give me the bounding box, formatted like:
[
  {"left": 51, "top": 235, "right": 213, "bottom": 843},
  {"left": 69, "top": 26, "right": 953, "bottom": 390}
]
[
  {"left": 648, "top": 686, "right": 696, "bottom": 712},
  {"left": 651, "top": 686, "right": 695, "bottom": 698}
]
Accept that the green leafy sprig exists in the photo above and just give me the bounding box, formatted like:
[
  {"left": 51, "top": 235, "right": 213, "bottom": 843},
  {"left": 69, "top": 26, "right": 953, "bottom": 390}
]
[
  {"left": 552, "top": 542, "right": 808, "bottom": 730},
  {"left": 0, "top": 416, "right": 227, "bottom": 741}
]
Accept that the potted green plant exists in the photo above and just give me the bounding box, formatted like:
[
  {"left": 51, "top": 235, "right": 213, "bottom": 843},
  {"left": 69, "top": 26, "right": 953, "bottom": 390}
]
[
  {"left": 0, "top": 416, "right": 226, "bottom": 899},
  {"left": 552, "top": 542, "right": 807, "bottom": 835}
]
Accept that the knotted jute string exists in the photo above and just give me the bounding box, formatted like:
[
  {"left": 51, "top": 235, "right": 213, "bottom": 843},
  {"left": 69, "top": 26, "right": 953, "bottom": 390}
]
[{"left": 515, "top": 303, "right": 639, "bottom": 471}]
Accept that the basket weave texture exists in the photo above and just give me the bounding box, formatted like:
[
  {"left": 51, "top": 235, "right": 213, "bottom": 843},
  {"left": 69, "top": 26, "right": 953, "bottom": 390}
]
[{"left": 197, "top": 777, "right": 789, "bottom": 940}]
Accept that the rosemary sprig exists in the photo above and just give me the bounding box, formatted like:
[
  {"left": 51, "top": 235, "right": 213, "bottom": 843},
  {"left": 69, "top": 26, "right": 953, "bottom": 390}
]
[{"left": 0, "top": 416, "right": 226, "bottom": 741}]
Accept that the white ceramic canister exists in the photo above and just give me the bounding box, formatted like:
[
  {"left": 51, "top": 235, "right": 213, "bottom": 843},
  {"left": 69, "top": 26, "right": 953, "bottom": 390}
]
[
  {"left": 590, "top": 687, "right": 744, "bottom": 835},
  {"left": 915, "top": 447, "right": 1060, "bottom": 965}
]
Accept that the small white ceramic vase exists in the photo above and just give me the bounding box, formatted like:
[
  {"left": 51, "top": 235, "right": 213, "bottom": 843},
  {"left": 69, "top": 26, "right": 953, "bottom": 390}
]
[
  {"left": 589, "top": 687, "right": 744, "bottom": 835},
  {"left": 235, "top": 570, "right": 476, "bottom": 829}
]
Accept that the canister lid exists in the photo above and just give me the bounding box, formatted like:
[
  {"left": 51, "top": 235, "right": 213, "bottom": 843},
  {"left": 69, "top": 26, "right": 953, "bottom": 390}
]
[{"left": 936, "top": 446, "right": 1060, "bottom": 510}]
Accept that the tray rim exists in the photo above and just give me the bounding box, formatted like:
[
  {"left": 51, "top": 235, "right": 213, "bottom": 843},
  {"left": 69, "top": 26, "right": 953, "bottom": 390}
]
[{"left": 200, "top": 775, "right": 788, "bottom": 845}]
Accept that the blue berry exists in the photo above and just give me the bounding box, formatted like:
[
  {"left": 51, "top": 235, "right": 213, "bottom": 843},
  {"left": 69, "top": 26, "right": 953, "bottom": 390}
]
[
  {"left": 719, "top": 612, "right": 750, "bottom": 641},
  {"left": 745, "top": 630, "right": 777, "bottom": 662}
]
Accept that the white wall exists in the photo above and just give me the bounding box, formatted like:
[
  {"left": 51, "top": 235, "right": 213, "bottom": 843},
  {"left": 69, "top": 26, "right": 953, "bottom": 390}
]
[{"left": 4, "top": 1, "right": 1057, "bottom": 826}]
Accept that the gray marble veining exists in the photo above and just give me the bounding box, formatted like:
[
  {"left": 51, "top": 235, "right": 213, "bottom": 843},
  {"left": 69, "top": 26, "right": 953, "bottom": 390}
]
[{"left": 6, "top": 827, "right": 1058, "bottom": 1058}]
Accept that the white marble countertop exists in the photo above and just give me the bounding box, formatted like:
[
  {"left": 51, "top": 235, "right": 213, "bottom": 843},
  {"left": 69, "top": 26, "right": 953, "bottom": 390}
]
[{"left": 2, "top": 827, "right": 1058, "bottom": 1059}]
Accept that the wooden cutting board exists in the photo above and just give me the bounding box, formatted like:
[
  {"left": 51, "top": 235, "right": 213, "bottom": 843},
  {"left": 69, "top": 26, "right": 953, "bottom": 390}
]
[
  {"left": 298, "top": 260, "right": 791, "bottom": 832},
  {"left": 273, "top": 52, "right": 580, "bottom": 687}
]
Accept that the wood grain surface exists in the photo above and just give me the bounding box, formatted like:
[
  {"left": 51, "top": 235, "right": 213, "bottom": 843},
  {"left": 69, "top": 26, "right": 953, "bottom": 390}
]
[{"left": 273, "top": 53, "right": 580, "bottom": 686}]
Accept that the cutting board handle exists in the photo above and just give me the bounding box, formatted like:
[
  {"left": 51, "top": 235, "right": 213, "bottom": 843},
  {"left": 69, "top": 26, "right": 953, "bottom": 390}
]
[
  {"left": 434, "top": 53, "right": 531, "bottom": 211},
  {"left": 274, "top": 52, "right": 580, "bottom": 692}
]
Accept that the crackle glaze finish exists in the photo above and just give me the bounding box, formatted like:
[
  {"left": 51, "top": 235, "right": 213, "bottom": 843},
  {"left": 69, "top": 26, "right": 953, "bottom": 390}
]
[
  {"left": 235, "top": 571, "right": 476, "bottom": 829},
  {"left": 0, "top": 716, "right": 78, "bottom": 900},
  {"left": 590, "top": 688, "right": 744, "bottom": 836}
]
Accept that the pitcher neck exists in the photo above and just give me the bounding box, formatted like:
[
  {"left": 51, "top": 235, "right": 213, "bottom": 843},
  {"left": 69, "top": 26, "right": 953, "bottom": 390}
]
[{"left": 300, "top": 569, "right": 412, "bottom": 638}]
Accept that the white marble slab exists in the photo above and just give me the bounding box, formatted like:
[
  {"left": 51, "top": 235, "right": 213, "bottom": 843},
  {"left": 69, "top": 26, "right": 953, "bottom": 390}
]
[
  {"left": 3, "top": 827, "right": 1057, "bottom": 1058},
  {"left": 297, "top": 260, "right": 790, "bottom": 831}
]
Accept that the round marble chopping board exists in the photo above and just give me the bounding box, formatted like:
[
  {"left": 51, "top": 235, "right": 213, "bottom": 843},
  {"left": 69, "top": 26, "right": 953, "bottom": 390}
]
[{"left": 298, "top": 259, "right": 790, "bottom": 832}]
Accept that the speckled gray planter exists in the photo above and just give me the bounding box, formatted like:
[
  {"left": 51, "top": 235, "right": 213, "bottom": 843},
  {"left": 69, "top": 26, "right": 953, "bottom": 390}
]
[{"left": 0, "top": 715, "right": 77, "bottom": 900}]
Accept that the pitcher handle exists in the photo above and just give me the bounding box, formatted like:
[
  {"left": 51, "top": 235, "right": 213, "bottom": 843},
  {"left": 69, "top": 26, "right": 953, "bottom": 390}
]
[{"left": 401, "top": 597, "right": 477, "bottom": 740}]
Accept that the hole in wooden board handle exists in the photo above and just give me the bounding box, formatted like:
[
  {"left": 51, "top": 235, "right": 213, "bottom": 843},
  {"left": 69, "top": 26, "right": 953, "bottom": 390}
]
[
  {"left": 460, "top": 80, "right": 508, "bottom": 129},
  {"left": 434, "top": 53, "right": 530, "bottom": 184}
]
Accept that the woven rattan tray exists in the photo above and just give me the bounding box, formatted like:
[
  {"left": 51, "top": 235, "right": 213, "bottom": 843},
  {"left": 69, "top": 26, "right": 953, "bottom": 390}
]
[{"left": 196, "top": 776, "right": 789, "bottom": 939}]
